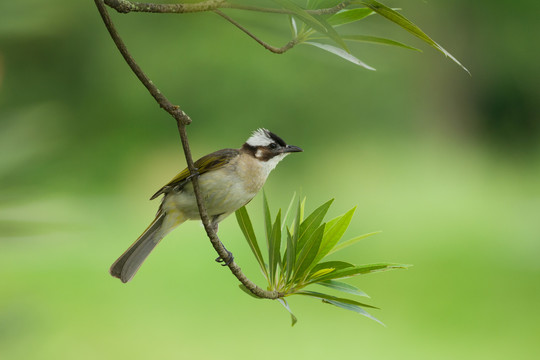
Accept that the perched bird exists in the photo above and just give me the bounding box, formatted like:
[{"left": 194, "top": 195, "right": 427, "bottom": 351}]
[{"left": 110, "top": 128, "right": 303, "bottom": 283}]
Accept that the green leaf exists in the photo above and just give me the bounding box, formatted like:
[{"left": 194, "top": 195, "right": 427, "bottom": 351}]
[
  {"left": 308, "top": 260, "right": 354, "bottom": 278},
  {"left": 311, "top": 263, "right": 411, "bottom": 283},
  {"left": 327, "top": 231, "right": 381, "bottom": 255},
  {"left": 296, "top": 291, "right": 378, "bottom": 309},
  {"left": 285, "top": 226, "right": 295, "bottom": 282},
  {"left": 294, "top": 223, "right": 325, "bottom": 281},
  {"left": 235, "top": 207, "right": 268, "bottom": 278},
  {"left": 316, "top": 280, "right": 370, "bottom": 297},
  {"left": 278, "top": 298, "right": 298, "bottom": 326},
  {"left": 238, "top": 284, "right": 263, "bottom": 299},
  {"left": 313, "top": 206, "right": 356, "bottom": 264},
  {"left": 269, "top": 210, "right": 282, "bottom": 285},
  {"left": 354, "top": 0, "right": 469, "bottom": 73},
  {"left": 327, "top": 8, "right": 374, "bottom": 27},
  {"left": 281, "top": 192, "right": 297, "bottom": 231},
  {"left": 297, "top": 199, "right": 334, "bottom": 252},
  {"left": 322, "top": 299, "right": 385, "bottom": 326},
  {"left": 263, "top": 190, "right": 272, "bottom": 250},
  {"left": 341, "top": 35, "right": 420, "bottom": 51},
  {"left": 288, "top": 15, "right": 298, "bottom": 37},
  {"left": 304, "top": 42, "right": 376, "bottom": 70},
  {"left": 273, "top": 0, "right": 350, "bottom": 52}
]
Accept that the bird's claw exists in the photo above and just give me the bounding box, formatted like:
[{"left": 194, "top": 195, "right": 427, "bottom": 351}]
[
  {"left": 215, "top": 250, "right": 234, "bottom": 266},
  {"left": 186, "top": 168, "right": 200, "bottom": 181}
]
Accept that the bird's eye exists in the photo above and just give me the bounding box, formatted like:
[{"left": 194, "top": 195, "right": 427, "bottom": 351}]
[{"left": 269, "top": 143, "right": 278, "bottom": 149}]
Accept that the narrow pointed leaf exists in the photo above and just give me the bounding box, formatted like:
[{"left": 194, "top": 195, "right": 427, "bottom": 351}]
[
  {"left": 308, "top": 260, "right": 354, "bottom": 278},
  {"left": 263, "top": 191, "right": 272, "bottom": 249},
  {"left": 311, "top": 263, "right": 411, "bottom": 283},
  {"left": 281, "top": 192, "right": 297, "bottom": 231},
  {"left": 322, "top": 299, "right": 385, "bottom": 326},
  {"left": 273, "top": 0, "right": 350, "bottom": 52},
  {"left": 297, "top": 199, "right": 333, "bottom": 252},
  {"left": 278, "top": 298, "right": 298, "bottom": 326},
  {"left": 327, "top": 8, "right": 374, "bottom": 26},
  {"left": 289, "top": 15, "right": 298, "bottom": 37},
  {"left": 304, "top": 42, "right": 376, "bottom": 70},
  {"left": 327, "top": 231, "right": 381, "bottom": 255},
  {"left": 235, "top": 207, "right": 268, "bottom": 278},
  {"left": 313, "top": 206, "right": 356, "bottom": 264},
  {"left": 355, "top": 0, "right": 469, "bottom": 73},
  {"left": 308, "top": 268, "right": 336, "bottom": 280},
  {"left": 269, "top": 210, "right": 282, "bottom": 285},
  {"left": 294, "top": 224, "right": 325, "bottom": 281},
  {"left": 285, "top": 226, "right": 295, "bottom": 281},
  {"left": 296, "top": 291, "right": 378, "bottom": 309},
  {"left": 341, "top": 35, "right": 420, "bottom": 51},
  {"left": 316, "top": 280, "right": 370, "bottom": 297}
]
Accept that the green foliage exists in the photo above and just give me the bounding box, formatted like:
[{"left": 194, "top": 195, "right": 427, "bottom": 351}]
[
  {"left": 271, "top": 0, "right": 468, "bottom": 72},
  {"left": 235, "top": 193, "right": 411, "bottom": 326}
]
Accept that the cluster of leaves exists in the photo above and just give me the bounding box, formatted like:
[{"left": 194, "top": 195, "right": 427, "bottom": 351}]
[
  {"left": 235, "top": 193, "right": 410, "bottom": 326},
  {"left": 271, "top": 0, "right": 468, "bottom": 72}
]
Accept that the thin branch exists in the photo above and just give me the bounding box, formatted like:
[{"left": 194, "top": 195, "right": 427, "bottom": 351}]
[
  {"left": 105, "top": 0, "right": 351, "bottom": 15},
  {"left": 94, "top": 0, "right": 282, "bottom": 300},
  {"left": 214, "top": 10, "right": 298, "bottom": 54}
]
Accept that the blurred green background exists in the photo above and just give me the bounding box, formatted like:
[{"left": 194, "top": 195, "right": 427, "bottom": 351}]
[{"left": 1, "top": 0, "right": 539, "bottom": 359}]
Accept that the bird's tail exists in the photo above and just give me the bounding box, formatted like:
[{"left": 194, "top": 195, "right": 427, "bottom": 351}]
[{"left": 109, "top": 211, "right": 183, "bottom": 283}]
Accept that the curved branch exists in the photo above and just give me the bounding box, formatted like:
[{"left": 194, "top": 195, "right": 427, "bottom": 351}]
[
  {"left": 214, "top": 10, "right": 298, "bottom": 54},
  {"left": 94, "top": 0, "right": 282, "bottom": 300},
  {"left": 104, "top": 0, "right": 351, "bottom": 15}
]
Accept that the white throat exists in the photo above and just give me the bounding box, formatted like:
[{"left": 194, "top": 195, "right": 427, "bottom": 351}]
[{"left": 260, "top": 153, "right": 288, "bottom": 176}]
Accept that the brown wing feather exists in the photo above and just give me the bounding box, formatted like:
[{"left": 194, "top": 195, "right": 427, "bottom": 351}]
[{"left": 150, "top": 148, "right": 239, "bottom": 200}]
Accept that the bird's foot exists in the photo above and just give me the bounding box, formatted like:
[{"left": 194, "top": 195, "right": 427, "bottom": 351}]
[
  {"left": 186, "top": 168, "right": 200, "bottom": 181},
  {"left": 215, "top": 249, "right": 234, "bottom": 266}
]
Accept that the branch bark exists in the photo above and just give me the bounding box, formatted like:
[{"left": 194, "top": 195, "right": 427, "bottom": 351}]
[
  {"left": 104, "top": 0, "right": 350, "bottom": 15},
  {"left": 94, "top": 0, "right": 282, "bottom": 300}
]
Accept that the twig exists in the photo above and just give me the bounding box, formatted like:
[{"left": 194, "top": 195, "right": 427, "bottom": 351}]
[
  {"left": 94, "top": 0, "right": 282, "bottom": 300},
  {"left": 214, "top": 10, "right": 298, "bottom": 54},
  {"left": 104, "top": 0, "right": 351, "bottom": 15}
]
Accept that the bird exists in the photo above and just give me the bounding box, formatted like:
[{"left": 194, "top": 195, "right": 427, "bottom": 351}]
[{"left": 110, "top": 128, "right": 303, "bottom": 283}]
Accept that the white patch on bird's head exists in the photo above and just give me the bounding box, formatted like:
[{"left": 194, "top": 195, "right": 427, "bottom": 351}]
[{"left": 246, "top": 128, "right": 273, "bottom": 147}]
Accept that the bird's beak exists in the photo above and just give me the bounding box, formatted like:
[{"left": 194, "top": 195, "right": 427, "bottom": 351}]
[{"left": 282, "top": 145, "right": 303, "bottom": 153}]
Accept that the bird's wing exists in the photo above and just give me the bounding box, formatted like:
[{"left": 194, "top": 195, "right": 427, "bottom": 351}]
[{"left": 150, "top": 148, "right": 239, "bottom": 200}]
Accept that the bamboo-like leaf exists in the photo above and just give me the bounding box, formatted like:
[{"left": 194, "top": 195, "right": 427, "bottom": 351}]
[
  {"left": 311, "top": 263, "right": 411, "bottom": 283},
  {"left": 308, "top": 260, "right": 354, "bottom": 277},
  {"left": 313, "top": 206, "right": 356, "bottom": 264},
  {"left": 327, "top": 231, "right": 381, "bottom": 255},
  {"left": 296, "top": 291, "right": 378, "bottom": 309},
  {"left": 285, "top": 226, "right": 295, "bottom": 281},
  {"left": 297, "top": 199, "right": 333, "bottom": 253},
  {"left": 289, "top": 15, "right": 298, "bottom": 37},
  {"left": 263, "top": 190, "right": 272, "bottom": 250},
  {"left": 304, "top": 42, "right": 376, "bottom": 70},
  {"left": 281, "top": 192, "right": 297, "bottom": 231},
  {"left": 238, "top": 284, "right": 263, "bottom": 299},
  {"left": 354, "top": 0, "right": 469, "bottom": 73},
  {"left": 327, "top": 8, "right": 374, "bottom": 26},
  {"left": 293, "top": 224, "right": 325, "bottom": 281},
  {"left": 269, "top": 210, "right": 282, "bottom": 285},
  {"left": 235, "top": 207, "right": 268, "bottom": 278},
  {"left": 278, "top": 298, "right": 298, "bottom": 326},
  {"left": 308, "top": 268, "right": 336, "bottom": 280},
  {"left": 273, "top": 0, "right": 350, "bottom": 52},
  {"left": 322, "top": 299, "right": 385, "bottom": 326},
  {"left": 316, "top": 280, "right": 370, "bottom": 297},
  {"left": 341, "top": 35, "right": 420, "bottom": 51}
]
